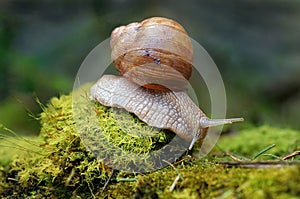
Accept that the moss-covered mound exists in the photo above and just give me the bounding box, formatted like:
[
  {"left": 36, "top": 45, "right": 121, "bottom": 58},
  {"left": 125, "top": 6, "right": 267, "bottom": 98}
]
[
  {"left": 0, "top": 90, "right": 299, "bottom": 198},
  {"left": 71, "top": 86, "right": 186, "bottom": 172}
]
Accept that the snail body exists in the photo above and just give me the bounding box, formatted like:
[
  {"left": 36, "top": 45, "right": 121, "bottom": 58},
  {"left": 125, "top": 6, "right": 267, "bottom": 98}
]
[
  {"left": 90, "top": 17, "right": 243, "bottom": 149},
  {"left": 90, "top": 75, "right": 243, "bottom": 149},
  {"left": 90, "top": 75, "right": 205, "bottom": 144}
]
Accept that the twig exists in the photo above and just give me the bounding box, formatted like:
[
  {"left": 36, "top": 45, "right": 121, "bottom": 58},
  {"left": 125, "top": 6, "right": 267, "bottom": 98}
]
[
  {"left": 170, "top": 155, "right": 192, "bottom": 167},
  {"left": 102, "top": 169, "right": 115, "bottom": 192},
  {"left": 216, "top": 161, "right": 300, "bottom": 168},
  {"left": 169, "top": 174, "right": 180, "bottom": 192},
  {"left": 226, "top": 152, "right": 251, "bottom": 161},
  {"left": 117, "top": 178, "right": 138, "bottom": 182},
  {"left": 87, "top": 180, "right": 95, "bottom": 199},
  {"left": 282, "top": 151, "right": 300, "bottom": 160},
  {"left": 162, "top": 159, "right": 183, "bottom": 192},
  {"left": 65, "top": 168, "right": 75, "bottom": 186},
  {"left": 7, "top": 178, "right": 18, "bottom": 182}
]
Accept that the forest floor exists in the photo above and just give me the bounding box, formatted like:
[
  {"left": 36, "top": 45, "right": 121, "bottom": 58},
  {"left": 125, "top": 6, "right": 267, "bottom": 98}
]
[{"left": 0, "top": 90, "right": 299, "bottom": 199}]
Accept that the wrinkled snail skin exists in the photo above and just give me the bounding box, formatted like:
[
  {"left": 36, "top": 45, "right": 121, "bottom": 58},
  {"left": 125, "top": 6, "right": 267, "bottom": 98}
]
[
  {"left": 90, "top": 75, "right": 244, "bottom": 149},
  {"left": 90, "top": 75, "right": 205, "bottom": 145}
]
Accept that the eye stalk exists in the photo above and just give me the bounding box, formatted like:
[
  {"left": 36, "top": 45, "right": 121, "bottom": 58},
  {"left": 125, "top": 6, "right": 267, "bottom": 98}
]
[{"left": 200, "top": 117, "right": 244, "bottom": 128}]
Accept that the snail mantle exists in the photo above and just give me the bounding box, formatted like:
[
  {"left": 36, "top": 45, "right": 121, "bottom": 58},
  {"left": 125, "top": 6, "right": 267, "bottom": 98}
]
[{"left": 90, "top": 17, "right": 243, "bottom": 150}]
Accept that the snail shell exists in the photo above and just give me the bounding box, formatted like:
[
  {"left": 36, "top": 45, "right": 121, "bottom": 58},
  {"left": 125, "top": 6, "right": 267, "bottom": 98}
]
[
  {"left": 110, "top": 17, "right": 193, "bottom": 91},
  {"left": 90, "top": 75, "right": 244, "bottom": 149}
]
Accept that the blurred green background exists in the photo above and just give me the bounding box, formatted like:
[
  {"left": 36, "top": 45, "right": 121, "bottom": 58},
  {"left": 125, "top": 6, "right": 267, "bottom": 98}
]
[{"left": 0, "top": 0, "right": 300, "bottom": 136}]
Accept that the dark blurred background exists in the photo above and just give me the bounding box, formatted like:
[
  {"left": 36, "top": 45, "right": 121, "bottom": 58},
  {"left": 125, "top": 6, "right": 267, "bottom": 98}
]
[{"left": 0, "top": 0, "right": 299, "bottom": 135}]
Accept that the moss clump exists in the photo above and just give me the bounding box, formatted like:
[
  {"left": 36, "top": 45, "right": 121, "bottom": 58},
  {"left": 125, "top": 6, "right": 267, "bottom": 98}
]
[
  {"left": 218, "top": 125, "right": 300, "bottom": 159},
  {"left": 128, "top": 161, "right": 300, "bottom": 199},
  {"left": 72, "top": 85, "right": 187, "bottom": 172},
  {"left": 0, "top": 95, "right": 111, "bottom": 198},
  {"left": 94, "top": 104, "right": 175, "bottom": 153}
]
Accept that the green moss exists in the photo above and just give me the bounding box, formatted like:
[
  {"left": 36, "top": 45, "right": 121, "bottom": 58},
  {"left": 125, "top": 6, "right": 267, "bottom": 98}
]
[
  {"left": 129, "top": 161, "right": 300, "bottom": 199},
  {"left": 0, "top": 87, "right": 299, "bottom": 198},
  {"left": 0, "top": 94, "right": 111, "bottom": 198},
  {"left": 94, "top": 104, "right": 174, "bottom": 153},
  {"left": 0, "top": 137, "right": 32, "bottom": 166},
  {"left": 102, "top": 158, "right": 300, "bottom": 198},
  {"left": 0, "top": 85, "right": 182, "bottom": 197},
  {"left": 72, "top": 84, "right": 186, "bottom": 172},
  {"left": 0, "top": 125, "right": 43, "bottom": 167},
  {"left": 218, "top": 125, "right": 300, "bottom": 159}
]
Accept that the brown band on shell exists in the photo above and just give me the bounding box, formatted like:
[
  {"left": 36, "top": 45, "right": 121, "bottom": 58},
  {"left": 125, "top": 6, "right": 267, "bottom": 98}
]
[{"left": 113, "top": 49, "right": 193, "bottom": 91}]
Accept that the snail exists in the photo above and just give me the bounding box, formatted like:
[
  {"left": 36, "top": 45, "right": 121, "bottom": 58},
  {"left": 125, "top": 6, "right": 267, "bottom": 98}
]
[{"left": 90, "top": 17, "right": 243, "bottom": 150}]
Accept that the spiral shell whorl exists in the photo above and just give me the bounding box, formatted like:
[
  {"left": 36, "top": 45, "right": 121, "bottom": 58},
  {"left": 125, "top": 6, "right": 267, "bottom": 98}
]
[{"left": 110, "top": 17, "right": 193, "bottom": 91}]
